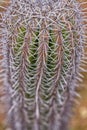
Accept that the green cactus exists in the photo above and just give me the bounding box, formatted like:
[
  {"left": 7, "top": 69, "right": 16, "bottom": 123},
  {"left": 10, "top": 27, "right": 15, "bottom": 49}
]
[{"left": 0, "top": 0, "right": 87, "bottom": 130}]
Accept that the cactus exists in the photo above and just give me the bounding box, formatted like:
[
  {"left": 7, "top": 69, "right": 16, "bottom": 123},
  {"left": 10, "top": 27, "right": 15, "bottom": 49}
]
[{"left": 0, "top": 0, "right": 87, "bottom": 130}]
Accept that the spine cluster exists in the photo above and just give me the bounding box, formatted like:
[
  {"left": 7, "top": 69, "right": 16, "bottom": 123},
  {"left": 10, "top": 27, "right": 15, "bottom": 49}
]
[{"left": 0, "top": 0, "right": 87, "bottom": 130}]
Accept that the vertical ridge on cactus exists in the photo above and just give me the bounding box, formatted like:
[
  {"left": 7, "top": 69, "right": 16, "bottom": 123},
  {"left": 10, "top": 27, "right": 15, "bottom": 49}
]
[{"left": 0, "top": 0, "right": 87, "bottom": 130}]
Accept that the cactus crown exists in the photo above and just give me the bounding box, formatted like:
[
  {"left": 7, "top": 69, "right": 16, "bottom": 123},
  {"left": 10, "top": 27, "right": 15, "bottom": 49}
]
[{"left": 0, "top": 0, "right": 87, "bottom": 130}]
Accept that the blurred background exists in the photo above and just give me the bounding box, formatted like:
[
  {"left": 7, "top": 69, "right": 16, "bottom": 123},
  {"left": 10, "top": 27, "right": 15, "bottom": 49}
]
[{"left": 0, "top": 0, "right": 87, "bottom": 130}]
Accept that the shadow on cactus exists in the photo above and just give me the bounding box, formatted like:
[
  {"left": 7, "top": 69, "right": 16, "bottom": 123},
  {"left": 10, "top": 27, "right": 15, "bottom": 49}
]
[{"left": 0, "top": 0, "right": 87, "bottom": 130}]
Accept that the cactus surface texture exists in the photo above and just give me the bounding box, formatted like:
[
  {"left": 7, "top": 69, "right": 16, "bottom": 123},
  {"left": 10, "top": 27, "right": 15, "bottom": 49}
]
[{"left": 0, "top": 0, "right": 87, "bottom": 130}]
